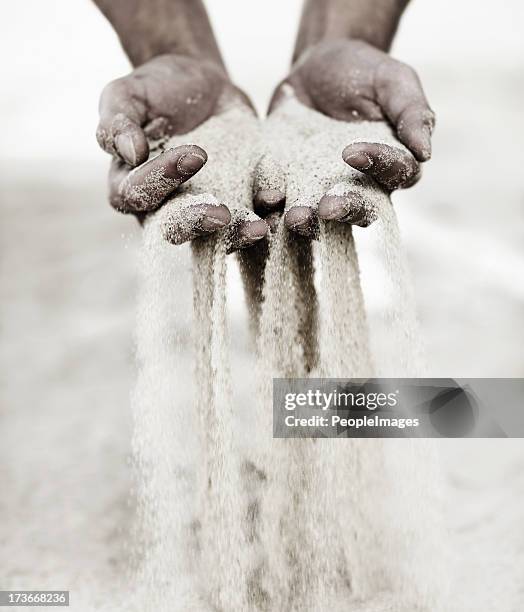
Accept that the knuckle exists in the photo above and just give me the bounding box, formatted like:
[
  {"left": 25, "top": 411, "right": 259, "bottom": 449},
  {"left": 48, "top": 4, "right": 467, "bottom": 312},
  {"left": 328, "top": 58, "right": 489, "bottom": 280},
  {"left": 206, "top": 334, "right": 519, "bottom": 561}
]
[
  {"left": 399, "top": 103, "right": 430, "bottom": 125},
  {"left": 110, "top": 112, "right": 134, "bottom": 138},
  {"left": 101, "top": 76, "right": 128, "bottom": 100},
  {"left": 400, "top": 62, "right": 418, "bottom": 79},
  {"left": 425, "top": 108, "right": 437, "bottom": 129},
  {"left": 96, "top": 125, "right": 118, "bottom": 157},
  {"left": 376, "top": 56, "right": 408, "bottom": 82},
  {"left": 96, "top": 126, "right": 108, "bottom": 149},
  {"left": 96, "top": 125, "right": 119, "bottom": 159}
]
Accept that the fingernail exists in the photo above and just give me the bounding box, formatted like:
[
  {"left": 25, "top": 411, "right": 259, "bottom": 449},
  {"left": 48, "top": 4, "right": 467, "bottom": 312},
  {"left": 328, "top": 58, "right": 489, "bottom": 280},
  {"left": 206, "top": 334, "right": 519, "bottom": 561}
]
[
  {"left": 177, "top": 152, "right": 206, "bottom": 176},
  {"left": 235, "top": 220, "right": 268, "bottom": 248},
  {"left": 116, "top": 134, "right": 137, "bottom": 166},
  {"left": 254, "top": 189, "right": 286, "bottom": 211},
  {"left": 200, "top": 206, "right": 231, "bottom": 232},
  {"left": 240, "top": 220, "right": 268, "bottom": 240},
  {"left": 284, "top": 206, "right": 312, "bottom": 228},
  {"left": 344, "top": 150, "right": 373, "bottom": 170},
  {"left": 318, "top": 195, "right": 350, "bottom": 221},
  {"left": 284, "top": 206, "right": 318, "bottom": 237}
]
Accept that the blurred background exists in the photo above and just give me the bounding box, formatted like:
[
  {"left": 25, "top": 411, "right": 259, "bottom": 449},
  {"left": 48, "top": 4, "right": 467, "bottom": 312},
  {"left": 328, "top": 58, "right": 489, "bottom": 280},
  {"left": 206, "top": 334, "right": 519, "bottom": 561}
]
[{"left": 0, "top": 0, "right": 523, "bottom": 609}]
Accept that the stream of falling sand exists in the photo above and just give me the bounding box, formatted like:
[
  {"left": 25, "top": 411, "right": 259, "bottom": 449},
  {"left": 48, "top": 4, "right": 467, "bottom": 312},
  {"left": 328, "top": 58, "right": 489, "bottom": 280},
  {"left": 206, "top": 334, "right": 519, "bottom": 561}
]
[
  {"left": 130, "top": 98, "right": 446, "bottom": 609},
  {"left": 191, "top": 234, "right": 248, "bottom": 612},
  {"left": 133, "top": 220, "right": 248, "bottom": 611},
  {"left": 316, "top": 218, "right": 446, "bottom": 611},
  {"left": 373, "top": 199, "right": 428, "bottom": 376},
  {"left": 245, "top": 211, "right": 447, "bottom": 611},
  {"left": 132, "top": 212, "right": 447, "bottom": 611},
  {"left": 248, "top": 222, "right": 322, "bottom": 611},
  {"left": 130, "top": 103, "right": 262, "bottom": 611},
  {"left": 132, "top": 223, "right": 201, "bottom": 611}
]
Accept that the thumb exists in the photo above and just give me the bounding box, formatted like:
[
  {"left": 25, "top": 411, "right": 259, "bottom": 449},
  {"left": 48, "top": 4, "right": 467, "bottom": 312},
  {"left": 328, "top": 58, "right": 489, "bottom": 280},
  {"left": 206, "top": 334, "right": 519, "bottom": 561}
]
[
  {"left": 375, "top": 59, "right": 436, "bottom": 162},
  {"left": 96, "top": 78, "right": 149, "bottom": 167}
]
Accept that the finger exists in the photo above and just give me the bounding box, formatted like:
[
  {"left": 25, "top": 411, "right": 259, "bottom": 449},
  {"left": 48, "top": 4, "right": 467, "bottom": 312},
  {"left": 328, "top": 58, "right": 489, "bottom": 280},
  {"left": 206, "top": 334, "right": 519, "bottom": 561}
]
[
  {"left": 342, "top": 142, "right": 421, "bottom": 191},
  {"left": 318, "top": 190, "right": 378, "bottom": 228},
  {"left": 110, "top": 145, "right": 207, "bottom": 214},
  {"left": 226, "top": 211, "right": 269, "bottom": 253},
  {"left": 375, "top": 61, "right": 436, "bottom": 162},
  {"left": 253, "top": 154, "right": 286, "bottom": 217},
  {"left": 97, "top": 115, "right": 149, "bottom": 167},
  {"left": 284, "top": 206, "right": 319, "bottom": 238},
  {"left": 163, "top": 202, "right": 231, "bottom": 245},
  {"left": 97, "top": 78, "right": 149, "bottom": 166}
]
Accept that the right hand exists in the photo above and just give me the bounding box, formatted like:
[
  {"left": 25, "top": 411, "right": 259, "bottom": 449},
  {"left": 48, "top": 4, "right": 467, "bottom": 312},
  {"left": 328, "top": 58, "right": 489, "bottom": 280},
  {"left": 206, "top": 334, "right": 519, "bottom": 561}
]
[{"left": 96, "top": 54, "right": 266, "bottom": 248}]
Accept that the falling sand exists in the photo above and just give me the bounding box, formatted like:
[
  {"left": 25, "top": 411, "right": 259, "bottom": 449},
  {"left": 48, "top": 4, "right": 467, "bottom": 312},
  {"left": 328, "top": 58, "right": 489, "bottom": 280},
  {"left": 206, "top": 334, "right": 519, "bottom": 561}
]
[{"left": 129, "top": 97, "right": 448, "bottom": 611}]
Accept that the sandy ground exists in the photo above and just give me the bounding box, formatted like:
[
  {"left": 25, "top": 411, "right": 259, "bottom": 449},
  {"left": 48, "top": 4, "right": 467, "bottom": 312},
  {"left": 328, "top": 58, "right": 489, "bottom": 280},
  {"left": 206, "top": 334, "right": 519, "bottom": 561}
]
[{"left": 0, "top": 64, "right": 523, "bottom": 610}]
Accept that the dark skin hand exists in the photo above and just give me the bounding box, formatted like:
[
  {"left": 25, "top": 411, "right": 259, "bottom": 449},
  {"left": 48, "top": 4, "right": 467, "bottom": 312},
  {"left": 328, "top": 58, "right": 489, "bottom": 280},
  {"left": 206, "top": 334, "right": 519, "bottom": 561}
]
[
  {"left": 94, "top": 0, "right": 267, "bottom": 249},
  {"left": 255, "top": 0, "right": 435, "bottom": 236}
]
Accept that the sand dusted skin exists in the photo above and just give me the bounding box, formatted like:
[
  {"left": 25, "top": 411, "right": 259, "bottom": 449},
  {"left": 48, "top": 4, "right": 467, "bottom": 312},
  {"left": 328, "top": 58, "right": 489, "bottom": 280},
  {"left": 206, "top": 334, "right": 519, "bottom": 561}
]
[
  {"left": 373, "top": 197, "right": 428, "bottom": 376},
  {"left": 130, "top": 93, "right": 448, "bottom": 611}
]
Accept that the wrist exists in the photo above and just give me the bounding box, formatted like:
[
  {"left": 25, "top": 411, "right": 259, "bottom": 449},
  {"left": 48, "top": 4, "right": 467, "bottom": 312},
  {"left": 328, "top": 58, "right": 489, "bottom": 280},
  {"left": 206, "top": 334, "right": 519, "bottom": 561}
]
[
  {"left": 119, "top": 37, "right": 225, "bottom": 70},
  {"left": 293, "top": 0, "right": 408, "bottom": 62},
  {"left": 95, "top": 0, "right": 226, "bottom": 68}
]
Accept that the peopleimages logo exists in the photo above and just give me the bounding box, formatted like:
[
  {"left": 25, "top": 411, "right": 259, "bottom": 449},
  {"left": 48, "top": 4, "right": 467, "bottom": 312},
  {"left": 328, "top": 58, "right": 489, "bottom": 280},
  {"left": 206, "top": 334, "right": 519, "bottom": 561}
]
[
  {"left": 284, "top": 389, "right": 400, "bottom": 411},
  {"left": 274, "top": 378, "right": 524, "bottom": 438}
]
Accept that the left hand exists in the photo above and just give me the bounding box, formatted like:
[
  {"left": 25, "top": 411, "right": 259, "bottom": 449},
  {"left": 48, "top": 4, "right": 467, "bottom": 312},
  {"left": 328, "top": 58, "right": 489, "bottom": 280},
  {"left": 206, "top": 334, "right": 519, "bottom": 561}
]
[{"left": 261, "top": 39, "right": 435, "bottom": 234}]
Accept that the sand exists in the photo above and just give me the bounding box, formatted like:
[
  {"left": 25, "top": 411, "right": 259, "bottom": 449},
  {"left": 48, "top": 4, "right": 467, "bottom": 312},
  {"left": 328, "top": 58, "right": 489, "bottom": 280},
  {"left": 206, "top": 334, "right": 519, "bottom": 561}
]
[
  {"left": 127, "top": 94, "right": 448, "bottom": 610},
  {"left": 2, "top": 54, "right": 523, "bottom": 611},
  {"left": 232, "top": 95, "right": 446, "bottom": 610},
  {"left": 131, "top": 223, "right": 201, "bottom": 610},
  {"left": 133, "top": 213, "right": 249, "bottom": 611},
  {"left": 129, "top": 105, "right": 268, "bottom": 611},
  {"left": 260, "top": 89, "right": 426, "bottom": 377}
]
